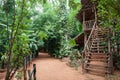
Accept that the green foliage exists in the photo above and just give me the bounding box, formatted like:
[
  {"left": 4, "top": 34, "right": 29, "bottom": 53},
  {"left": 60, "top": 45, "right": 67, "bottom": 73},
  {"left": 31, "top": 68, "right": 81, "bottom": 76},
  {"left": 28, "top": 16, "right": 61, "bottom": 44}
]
[
  {"left": 69, "top": 0, "right": 81, "bottom": 9},
  {"left": 3, "top": 0, "right": 14, "bottom": 13},
  {"left": 97, "top": 0, "right": 120, "bottom": 29},
  {"left": 112, "top": 53, "right": 120, "bottom": 70},
  {"left": 97, "top": 0, "right": 120, "bottom": 69},
  {"left": 59, "top": 41, "right": 71, "bottom": 58},
  {"left": 0, "top": 0, "right": 83, "bottom": 79},
  {"left": 69, "top": 49, "right": 81, "bottom": 70},
  {"left": 15, "top": 71, "right": 23, "bottom": 80},
  {"left": 69, "top": 39, "right": 76, "bottom": 47},
  {"left": 29, "top": 0, "right": 82, "bottom": 58}
]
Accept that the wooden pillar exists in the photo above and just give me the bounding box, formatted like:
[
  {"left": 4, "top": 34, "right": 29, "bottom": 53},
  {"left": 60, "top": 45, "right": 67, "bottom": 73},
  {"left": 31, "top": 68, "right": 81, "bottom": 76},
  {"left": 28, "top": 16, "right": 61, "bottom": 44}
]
[
  {"left": 82, "top": 10, "right": 87, "bottom": 73},
  {"left": 108, "top": 29, "right": 113, "bottom": 73},
  {"left": 108, "top": 29, "right": 111, "bottom": 53},
  {"left": 24, "top": 57, "right": 27, "bottom": 80},
  {"left": 83, "top": 11, "right": 87, "bottom": 48},
  {"left": 84, "top": 33, "right": 87, "bottom": 49},
  {"left": 83, "top": 11, "right": 85, "bottom": 31}
]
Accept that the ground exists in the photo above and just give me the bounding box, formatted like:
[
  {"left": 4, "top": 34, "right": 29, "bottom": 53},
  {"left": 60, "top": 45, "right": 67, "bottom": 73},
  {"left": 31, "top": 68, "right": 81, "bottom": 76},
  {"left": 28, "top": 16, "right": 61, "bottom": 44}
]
[
  {"left": 25, "top": 53, "right": 104, "bottom": 80},
  {"left": 1, "top": 53, "right": 119, "bottom": 80}
]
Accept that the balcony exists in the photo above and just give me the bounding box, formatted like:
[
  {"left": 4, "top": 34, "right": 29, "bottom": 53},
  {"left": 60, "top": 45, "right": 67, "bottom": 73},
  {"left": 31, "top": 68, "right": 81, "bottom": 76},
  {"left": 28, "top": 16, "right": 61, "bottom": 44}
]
[{"left": 83, "top": 20, "right": 95, "bottom": 31}]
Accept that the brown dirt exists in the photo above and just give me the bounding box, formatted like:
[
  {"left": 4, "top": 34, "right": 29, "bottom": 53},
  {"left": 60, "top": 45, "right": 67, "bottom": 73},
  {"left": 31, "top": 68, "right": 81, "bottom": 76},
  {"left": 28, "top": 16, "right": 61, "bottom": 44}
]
[
  {"left": 1, "top": 53, "right": 120, "bottom": 80},
  {"left": 0, "top": 72, "right": 6, "bottom": 80},
  {"left": 0, "top": 53, "right": 106, "bottom": 80},
  {"left": 26, "top": 53, "right": 104, "bottom": 80}
]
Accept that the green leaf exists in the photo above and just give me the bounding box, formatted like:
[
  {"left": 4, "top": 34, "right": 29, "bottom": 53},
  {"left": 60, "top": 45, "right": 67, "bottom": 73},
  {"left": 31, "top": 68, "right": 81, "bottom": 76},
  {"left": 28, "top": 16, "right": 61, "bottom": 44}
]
[{"left": 69, "top": 39, "right": 76, "bottom": 47}]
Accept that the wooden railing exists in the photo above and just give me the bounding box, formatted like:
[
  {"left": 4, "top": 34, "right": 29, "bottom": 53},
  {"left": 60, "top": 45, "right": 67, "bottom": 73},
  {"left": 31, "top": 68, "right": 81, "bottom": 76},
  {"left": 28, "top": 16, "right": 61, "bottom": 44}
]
[
  {"left": 83, "top": 20, "right": 97, "bottom": 52},
  {"left": 82, "top": 20, "right": 97, "bottom": 72},
  {"left": 107, "top": 53, "right": 113, "bottom": 74},
  {"left": 83, "top": 20, "right": 95, "bottom": 31},
  {"left": 107, "top": 29, "right": 113, "bottom": 74},
  {"left": 28, "top": 64, "right": 36, "bottom": 80},
  {"left": 23, "top": 53, "right": 38, "bottom": 80}
]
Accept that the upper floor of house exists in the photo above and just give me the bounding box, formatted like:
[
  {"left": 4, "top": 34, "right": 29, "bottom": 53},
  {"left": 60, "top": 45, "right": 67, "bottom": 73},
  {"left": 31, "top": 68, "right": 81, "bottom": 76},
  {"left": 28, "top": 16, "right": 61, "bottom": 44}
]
[{"left": 77, "top": 0, "right": 97, "bottom": 32}]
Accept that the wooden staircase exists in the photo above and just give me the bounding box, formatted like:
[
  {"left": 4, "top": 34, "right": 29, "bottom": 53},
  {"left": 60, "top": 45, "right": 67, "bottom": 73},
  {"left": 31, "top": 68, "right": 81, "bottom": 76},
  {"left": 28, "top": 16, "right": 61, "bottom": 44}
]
[{"left": 82, "top": 21, "right": 113, "bottom": 76}]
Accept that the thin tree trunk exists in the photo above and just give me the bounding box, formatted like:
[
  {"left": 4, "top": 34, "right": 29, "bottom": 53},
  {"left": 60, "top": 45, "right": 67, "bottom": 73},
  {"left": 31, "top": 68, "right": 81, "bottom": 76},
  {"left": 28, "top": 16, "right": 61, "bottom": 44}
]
[{"left": 5, "top": 0, "right": 25, "bottom": 79}]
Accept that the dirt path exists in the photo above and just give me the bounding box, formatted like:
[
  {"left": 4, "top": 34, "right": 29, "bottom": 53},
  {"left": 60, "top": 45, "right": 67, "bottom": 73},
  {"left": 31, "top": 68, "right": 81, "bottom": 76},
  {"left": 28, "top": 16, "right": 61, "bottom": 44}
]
[{"left": 26, "top": 53, "right": 104, "bottom": 80}]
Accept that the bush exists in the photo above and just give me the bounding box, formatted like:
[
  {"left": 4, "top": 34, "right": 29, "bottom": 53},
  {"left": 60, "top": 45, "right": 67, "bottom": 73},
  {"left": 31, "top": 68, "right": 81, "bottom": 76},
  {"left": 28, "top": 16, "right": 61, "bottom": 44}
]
[{"left": 112, "top": 53, "right": 120, "bottom": 70}]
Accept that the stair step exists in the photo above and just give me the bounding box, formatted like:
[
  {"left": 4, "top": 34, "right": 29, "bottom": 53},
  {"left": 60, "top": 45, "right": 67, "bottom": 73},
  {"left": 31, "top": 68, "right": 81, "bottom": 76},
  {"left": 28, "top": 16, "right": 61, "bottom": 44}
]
[
  {"left": 86, "top": 54, "right": 109, "bottom": 59},
  {"left": 91, "top": 45, "right": 107, "bottom": 47},
  {"left": 90, "top": 49, "right": 106, "bottom": 52},
  {"left": 85, "top": 53, "right": 108, "bottom": 56},
  {"left": 86, "top": 63, "right": 108, "bottom": 68},
  {"left": 86, "top": 62, "right": 111, "bottom": 68},
  {"left": 90, "top": 48, "right": 106, "bottom": 50},
  {"left": 86, "top": 57, "right": 108, "bottom": 60},
  {"left": 91, "top": 45, "right": 106, "bottom": 47},
  {"left": 87, "top": 71, "right": 106, "bottom": 76},
  {"left": 90, "top": 47, "right": 106, "bottom": 49},
  {"left": 92, "top": 41, "right": 106, "bottom": 44},
  {"left": 91, "top": 44, "right": 106, "bottom": 46},
  {"left": 92, "top": 41, "right": 102, "bottom": 43},
  {"left": 89, "top": 57, "right": 108, "bottom": 59},
  {"left": 87, "top": 65, "right": 106, "bottom": 70},
  {"left": 85, "top": 67, "right": 106, "bottom": 74},
  {"left": 89, "top": 61, "right": 107, "bottom": 65},
  {"left": 90, "top": 50, "right": 106, "bottom": 52},
  {"left": 88, "top": 59, "right": 107, "bottom": 62},
  {"left": 91, "top": 40, "right": 106, "bottom": 42},
  {"left": 92, "top": 40, "right": 103, "bottom": 42},
  {"left": 92, "top": 39, "right": 106, "bottom": 41},
  {"left": 85, "top": 67, "right": 111, "bottom": 75},
  {"left": 91, "top": 46, "right": 106, "bottom": 49},
  {"left": 90, "top": 51, "right": 107, "bottom": 53},
  {"left": 92, "top": 38, "right": 106, "bottom": 40},
  {"left": 90, "top": 47, "right": 105, "bottom": 49},
  {"left": 90, "top": 54, "right": 108, "bottom": 57},
  {"left": 95, "top": 28, "right": 109, "bottom": 31},
  {"left": 87, "top": 70, "right": 111, "bottom": 76}
]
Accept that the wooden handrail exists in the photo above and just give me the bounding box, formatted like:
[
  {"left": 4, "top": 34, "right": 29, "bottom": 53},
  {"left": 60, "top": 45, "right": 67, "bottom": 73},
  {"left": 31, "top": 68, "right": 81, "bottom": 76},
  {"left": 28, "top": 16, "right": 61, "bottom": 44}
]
[
  {"left": 81, "top": 5, "right": 97, "bottom": 72},
  {"left": 83, "top": 20, "right": 97, "bottom": 52},
  {"left": 81, "top": 21, "right": 96, "bottom": 73}
]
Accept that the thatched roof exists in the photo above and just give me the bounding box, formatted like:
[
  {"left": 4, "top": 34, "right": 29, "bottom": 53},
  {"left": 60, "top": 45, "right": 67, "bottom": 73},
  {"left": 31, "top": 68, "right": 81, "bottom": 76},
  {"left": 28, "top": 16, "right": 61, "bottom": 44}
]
[{"left": 76, "top": 0, "right": 95, "bottom": 22}]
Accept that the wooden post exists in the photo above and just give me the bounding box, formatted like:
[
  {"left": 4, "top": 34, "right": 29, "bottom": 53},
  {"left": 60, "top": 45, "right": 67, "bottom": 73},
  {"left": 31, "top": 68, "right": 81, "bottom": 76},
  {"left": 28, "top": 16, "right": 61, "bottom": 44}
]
[
  {"left": 28, "top": 70, "right": 32, "bottom": 80},
  {"left": 81, "top": 51, "right": 85, "bottom": 73},
  {"left": 82, "top": 10, "right": 86, "bottom": 73},
  {"left": 24, "top": 57, "right": 27, "bottom": 80},
  {"left": 1, "top": 60, "right": 5, "bottom": 69},
  {"left": 83, "top": 11, "right": 85, "bottom": 31},
  {"left": 83, "top": 10, "right": 87, "bottom": 50},
  {"left": 108, "top": 30, "right": 111, "bottom": 53},
  {"left": 108, "top": 29, "right": 113, "bottom": 74},
  {"left": 28, "top": 64, "right": 36, "bottom": 80},
  {"left": 33, "top": 64, "right": 36, "bottom": 80}
]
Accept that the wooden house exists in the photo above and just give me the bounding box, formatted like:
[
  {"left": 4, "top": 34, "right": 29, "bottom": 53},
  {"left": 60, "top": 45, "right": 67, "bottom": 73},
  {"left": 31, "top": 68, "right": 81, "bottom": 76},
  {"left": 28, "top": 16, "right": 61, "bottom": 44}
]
[{"left": 75, "top": 0, "right": 113, "bottom": 76}]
